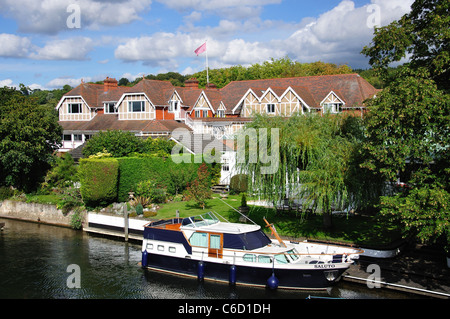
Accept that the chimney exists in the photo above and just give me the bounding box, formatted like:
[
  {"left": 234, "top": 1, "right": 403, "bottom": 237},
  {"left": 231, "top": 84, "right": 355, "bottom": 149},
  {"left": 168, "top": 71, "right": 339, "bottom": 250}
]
[
  {"left": 104, "top": 77, "right": 118, "bottom": 91},
  {"left": 185, "top": 78, "right": 200, "bottom": 89}
]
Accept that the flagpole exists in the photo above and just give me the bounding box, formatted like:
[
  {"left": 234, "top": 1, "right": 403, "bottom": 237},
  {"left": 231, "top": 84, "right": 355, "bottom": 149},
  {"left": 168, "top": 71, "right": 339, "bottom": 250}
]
[{"left": 205, "top": 40, "right": 209, "bottom": 86}]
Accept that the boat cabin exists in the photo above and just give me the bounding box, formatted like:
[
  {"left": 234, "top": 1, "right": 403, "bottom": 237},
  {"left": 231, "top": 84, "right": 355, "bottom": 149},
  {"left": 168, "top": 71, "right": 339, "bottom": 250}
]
[{"left": 143, "top": 212, "right": 273, "bottom": 258}]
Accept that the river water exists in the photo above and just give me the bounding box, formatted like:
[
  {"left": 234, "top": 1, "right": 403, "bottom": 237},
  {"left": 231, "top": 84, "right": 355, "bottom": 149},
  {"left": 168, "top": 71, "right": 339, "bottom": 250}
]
[{"left": 0, "top": 218, "right": 417, "bottom": 300}]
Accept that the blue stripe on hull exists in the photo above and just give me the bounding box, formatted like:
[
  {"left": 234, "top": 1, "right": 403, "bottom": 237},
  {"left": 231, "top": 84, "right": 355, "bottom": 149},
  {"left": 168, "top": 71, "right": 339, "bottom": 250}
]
[{"left": 145, "top": 253, "right": 345, "bottom": 290}]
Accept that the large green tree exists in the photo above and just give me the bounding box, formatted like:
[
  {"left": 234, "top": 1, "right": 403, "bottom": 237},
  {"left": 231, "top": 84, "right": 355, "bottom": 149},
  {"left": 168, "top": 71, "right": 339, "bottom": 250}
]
[
  {"left": 0, "top": 87, "right": 62, "bottom": 191},
  {"left": 361, "top": 0, "right": 450, "bottom": 252},
  {"left": 236, "top": 114, "right": 374, "bottom": 229}
]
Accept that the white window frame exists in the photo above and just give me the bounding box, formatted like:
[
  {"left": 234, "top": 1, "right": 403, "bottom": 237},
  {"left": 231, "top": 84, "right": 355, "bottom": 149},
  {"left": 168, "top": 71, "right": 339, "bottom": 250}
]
[
  {"left": 104, "top": 102, "right": 117, "bottom": 114},
  {"left": 169, "top": 100, "right": 179, "bottom": 113},
  {"left": 68, "top": 103, "right": 82, "bottom": 114},
  {"left": 128, "top": 101, "right": 145, "bottom": 113},
  {"left": 323, "top": 103, "right": 342, "bottom": 114}
]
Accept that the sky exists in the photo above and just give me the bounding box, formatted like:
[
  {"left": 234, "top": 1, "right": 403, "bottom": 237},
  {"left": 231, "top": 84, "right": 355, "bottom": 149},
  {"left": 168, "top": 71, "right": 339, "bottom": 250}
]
[{"left": 0, "top": 0, "right": 413, "bottom": 90}]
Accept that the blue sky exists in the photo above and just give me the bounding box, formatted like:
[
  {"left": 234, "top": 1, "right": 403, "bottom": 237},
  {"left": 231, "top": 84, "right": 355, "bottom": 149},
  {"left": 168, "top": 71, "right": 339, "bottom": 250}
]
[{"left": 0, "top": 0, "right": 413, "bottom": 90}]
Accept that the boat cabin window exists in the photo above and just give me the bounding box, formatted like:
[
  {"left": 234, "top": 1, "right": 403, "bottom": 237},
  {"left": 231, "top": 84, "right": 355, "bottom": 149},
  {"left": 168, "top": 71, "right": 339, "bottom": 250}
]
[
  {"left": 275, "top": 254, "right": 289, "bottom": 264},
  {"left": 258, "top": 255, "right": 272, "bottom": 263},
  {"left": 287, "top": 248, "right": 299, "bottom": 261},
  {"left": 146, "top": 243, "right": 153, "bottom": 250},
  {"left": 157, "top": 245, "right": 164, "bottom": 251},
  {"left": 189, "top": 232, "right": 208, "bottom": 247},
  {"left": 210, "top": 234, "right": 221, "bottom": 250},
  {"left": 169, "top": 247, "right": 176, "bottom": 253},
  {"left": 243, "top": 254, "right": 256, "bottom": 262}
]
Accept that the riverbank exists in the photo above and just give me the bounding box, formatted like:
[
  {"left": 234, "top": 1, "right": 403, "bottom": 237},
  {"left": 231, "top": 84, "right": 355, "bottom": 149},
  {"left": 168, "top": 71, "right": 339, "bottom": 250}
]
[{"left": 0, "top": 199, "right": 74, "bottom": 228}]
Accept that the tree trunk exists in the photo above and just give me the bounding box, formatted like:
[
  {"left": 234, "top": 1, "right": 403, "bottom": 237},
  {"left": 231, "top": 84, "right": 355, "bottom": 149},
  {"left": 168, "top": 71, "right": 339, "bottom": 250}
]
[{"left": 322, "top": 211, "right": 333, "bottom": 230}]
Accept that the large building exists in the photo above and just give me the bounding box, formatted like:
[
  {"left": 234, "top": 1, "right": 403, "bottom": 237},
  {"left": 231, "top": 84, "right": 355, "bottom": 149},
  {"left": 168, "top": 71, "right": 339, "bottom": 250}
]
[{"left": 56, "top": 74, "right": 378, "bottom": 184}]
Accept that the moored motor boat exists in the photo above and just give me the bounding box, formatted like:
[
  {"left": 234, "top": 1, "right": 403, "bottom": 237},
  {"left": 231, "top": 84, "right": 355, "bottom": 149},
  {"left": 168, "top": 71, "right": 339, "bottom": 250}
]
[{"left": 141, "top": 212, "right": 363, "bottom": 290}]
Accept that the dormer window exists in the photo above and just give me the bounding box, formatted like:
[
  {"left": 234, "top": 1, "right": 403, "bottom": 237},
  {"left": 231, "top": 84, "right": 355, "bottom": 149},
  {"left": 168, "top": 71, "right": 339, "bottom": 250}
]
[
  {"left": 323, "top": 103, "right": 342, "bottom": 113},
  {"left": 169, "top": 100, "right": 179, "bottom": 112},
  {"left": 104, "top": 102, "right": 117, "bottom": 113},
  {"left": 128, "top": 101, "right": 145, "bottom": 113},
  {"left": 68, "top": 103, "right": 82, "bottom": 114},
  {"left": 217, "top": 110, "right": 225, "bottom": 118}
]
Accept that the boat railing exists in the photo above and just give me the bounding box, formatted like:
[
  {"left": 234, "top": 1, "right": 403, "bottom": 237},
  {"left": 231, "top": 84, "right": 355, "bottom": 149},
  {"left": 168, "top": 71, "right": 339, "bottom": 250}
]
[{"left": 190, "top": 247, "right": 361, "bottom": 265}]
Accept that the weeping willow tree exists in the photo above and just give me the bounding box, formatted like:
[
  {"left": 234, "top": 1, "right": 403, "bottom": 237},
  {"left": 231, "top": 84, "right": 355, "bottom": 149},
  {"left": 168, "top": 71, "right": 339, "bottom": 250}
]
[{"left": 235, "top": 113, "right": 379, "bottom": 229}]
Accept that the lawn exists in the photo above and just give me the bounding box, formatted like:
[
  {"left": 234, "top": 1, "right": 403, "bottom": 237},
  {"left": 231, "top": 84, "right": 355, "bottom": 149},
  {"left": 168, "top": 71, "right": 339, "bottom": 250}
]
[{"left": 155, "top": 195, "right": 402, "bottom": 247}]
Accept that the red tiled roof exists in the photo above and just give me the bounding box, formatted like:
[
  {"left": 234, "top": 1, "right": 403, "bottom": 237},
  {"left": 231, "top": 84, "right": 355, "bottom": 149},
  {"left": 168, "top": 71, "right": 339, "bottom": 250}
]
[
  {"left": 60, "top": 114, "right": 191, "bottom": 133},
  {"left": 63, "top": 74, "right": 378, "bottom": 114}
]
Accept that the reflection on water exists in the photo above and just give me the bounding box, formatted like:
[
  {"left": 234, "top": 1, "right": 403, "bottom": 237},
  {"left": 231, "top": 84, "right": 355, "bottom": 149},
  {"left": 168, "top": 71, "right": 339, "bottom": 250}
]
[{"left": 0, "top": 218, "right": 415, "bottom": 299}]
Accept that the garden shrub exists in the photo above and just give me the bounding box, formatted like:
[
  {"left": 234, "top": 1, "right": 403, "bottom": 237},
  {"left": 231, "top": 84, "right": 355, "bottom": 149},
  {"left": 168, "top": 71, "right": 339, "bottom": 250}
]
[
  {"left": 79, "top": 158, "right": 119, "bottom": 207},
  {"left": 230, "top": 174, "right": 248, "bottom": 194}
]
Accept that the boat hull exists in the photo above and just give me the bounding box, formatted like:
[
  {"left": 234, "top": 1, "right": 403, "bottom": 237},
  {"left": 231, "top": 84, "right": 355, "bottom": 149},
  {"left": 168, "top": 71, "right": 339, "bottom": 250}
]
[{"left": 143, "top": 252, "right": 348, "bottom": 290}]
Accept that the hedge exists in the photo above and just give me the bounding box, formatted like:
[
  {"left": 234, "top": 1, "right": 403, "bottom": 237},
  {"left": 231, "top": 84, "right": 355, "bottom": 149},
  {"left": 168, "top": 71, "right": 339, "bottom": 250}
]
[
  {"left": 116, "top": 155, "right": 222, "bottom": 202},
  {"left": 79, "top": 158, "right": 119, "bottom": 207},
  {"left": 78, "top": 155, "right": 220, "bottom": 205}
]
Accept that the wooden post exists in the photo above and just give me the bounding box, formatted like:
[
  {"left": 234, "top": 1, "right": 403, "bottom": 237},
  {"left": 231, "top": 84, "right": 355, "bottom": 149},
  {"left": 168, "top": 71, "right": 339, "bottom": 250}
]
[{"left": 123, "top": 203, "right": 128, "bottom": 242}]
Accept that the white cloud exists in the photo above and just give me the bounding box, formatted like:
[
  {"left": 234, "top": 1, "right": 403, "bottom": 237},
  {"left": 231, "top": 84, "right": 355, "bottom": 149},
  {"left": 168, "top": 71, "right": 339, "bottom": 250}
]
[
  {"left": 0, "top": 78, "right": 46, "bottom": 90},
  {"left": 0, "top": 0, "right": 152, "bottom": 34},
  {"left": 221, "top": 39, "right": 284, "bottom": 65},
  {"left": 281, "top": 0, "right": 413, "bottom": 66},
  {"left": 157, "top": 0, "right": 280, "bottom": 12},
  {"left": 114, "top": 32, "right": 284, "bottom": 68},
  {"left": 0, "top": 34, "right": 33, "bottom": 58},
  {"left": 115, "top": 32, "right": 197, "bottom": 66},
  {"left": 0, "top": 79, "right": 15, "bottom": 87},
  {"left": 30, "top": 37, "right": 94, "bottom": 60}
]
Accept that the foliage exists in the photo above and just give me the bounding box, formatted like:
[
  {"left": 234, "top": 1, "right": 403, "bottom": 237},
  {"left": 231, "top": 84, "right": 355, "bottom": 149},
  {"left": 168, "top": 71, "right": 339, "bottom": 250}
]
[
  {"left": 362, "top": 0, "right": 450, "bottom": 250},
  {"left": 117, "top": 156, "right": 213, "bottom": 202},
  {"left": 230, "top": 174, "right": 248, "bottom": 194},
  {"left": 240, "top": 193, "right": 247, "bottom": 207},
  {"left": 0, "top": 87, "right": 62, "bottom": 192},
  {"left": 192, "top": 57, "right": 353, "bottom": 88},
  {"left": 41, "top": 153, "right": 78, "bottom": 192},
  {"left": 57, "top": 186, "right": 84, "bottom": 215},
  {"left": 362, "top": 68, "right": 449, "bottom": 183},
  {"left": 135, "top": 203, "right": 144, "bottom": 215},
  {"left": 361, "top": 0, "right": 449, "bottom": 92},
  {"left": 184, "top": 163, "right": 212, "bottom": 209},
  {"left": 70, "top": 207, "right": 84, "bottom": 230},
  {"left": 135, "top": 179, "right": 167, "bottom": 204},
  {"left": 379, "top": 184, "right": 449, "bottom": 251},
  {"left": 141, "top": 137, "right": 176, "bottom": 157},
  {"left": 0, "top": 186, "right": 15, "bottom": 200},
  {"left": 116, "top": 157, "right": 166, "bottom": 202},
  {"left": 78, "top": 158, "right": 119, "bottom": 207},
  {"left": 82, "top": 130, "right": 142, "bottom": 157},
  {"left": 236, "top": 114, "right": 376, "bottom": 229}
]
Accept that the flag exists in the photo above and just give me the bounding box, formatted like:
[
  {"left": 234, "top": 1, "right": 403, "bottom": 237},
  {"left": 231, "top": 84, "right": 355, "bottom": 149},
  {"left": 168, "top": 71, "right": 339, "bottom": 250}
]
[{"left": 195, "top": 42, "right": 206, "bottom": 56}]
